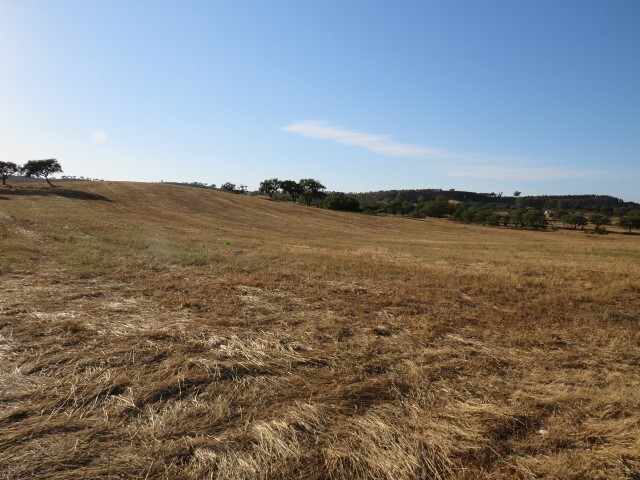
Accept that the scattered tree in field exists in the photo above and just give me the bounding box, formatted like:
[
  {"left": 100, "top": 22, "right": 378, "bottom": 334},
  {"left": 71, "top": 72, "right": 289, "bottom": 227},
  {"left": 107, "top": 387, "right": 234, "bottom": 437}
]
[
  {"left": 523, "top": 209, "right": 548, "bottom": 229},
  {"left": 279, "top": 180, "right": 302, "bottom": 202},
  {"left": 619, "top": 215, "right": 640, "bottom": 233},
  {"left": 0, "top": 161, "right": 19, "bottom": 185},
  {"left": 504, "top": 208, "right": 547, "bottom": 229},
  {"left": 419, "top": 195, "right": 453, "bottom": 218},
  {"left": 474, "top": 209, "right": 500, "bottom": 226},
  {"left": 588, "top": 213, "right": 611, "bottom": 232},
  {"left": 299, "top": 178, "right": 326, "bottom": 206},
  {"left": 259, "top": 178, "right": 280, "bottom": 198},
  {"left": 562, "top": 213, "right": 588, "bottom": 230},
  {"left": 221, "top": 182, "right": 236, "bottom": 193},
  {"left": 220, "top": 182, "right": 248, "bottom": 194},
  {"left": 508, "top": 208, "right": 527, "bottom": 227},
  {"left": 453, "top": 202, "right": 498, "bottom": 225},
  {"left": 21, "top": 159, "right": 63, "bottom": 186},
  {"left": 513, "top": 191, "right": 521, "bottom": 197}
]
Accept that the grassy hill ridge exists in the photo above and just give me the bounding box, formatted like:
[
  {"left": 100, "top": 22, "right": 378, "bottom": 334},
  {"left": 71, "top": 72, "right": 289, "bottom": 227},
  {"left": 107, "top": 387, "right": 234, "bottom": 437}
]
[{"left": 1, "top": 181, "right": 639, "bottom": 479}]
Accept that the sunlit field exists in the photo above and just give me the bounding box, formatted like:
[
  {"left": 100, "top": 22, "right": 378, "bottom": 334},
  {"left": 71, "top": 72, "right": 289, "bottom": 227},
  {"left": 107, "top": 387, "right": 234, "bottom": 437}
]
[{"left": 1, "top": 182, "right": 639, "bottom": 479}]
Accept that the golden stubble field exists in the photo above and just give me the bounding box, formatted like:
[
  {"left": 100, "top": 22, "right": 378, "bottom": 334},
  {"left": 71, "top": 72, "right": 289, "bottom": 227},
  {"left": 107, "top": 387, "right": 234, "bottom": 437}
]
[{"left": 0, "top": 182, "right": 639, "bottom": 479}]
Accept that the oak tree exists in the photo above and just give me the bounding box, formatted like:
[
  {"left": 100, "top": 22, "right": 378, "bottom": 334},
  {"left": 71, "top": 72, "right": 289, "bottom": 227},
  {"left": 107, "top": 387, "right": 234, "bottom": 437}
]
[
  {"left": 21, "top": 159, "right": 62, "bottom": 186},
  {"left": 259, "top": 178, "right": 280, "bottom": 198},
  {"left": 299, "top": 178, "right": 326, "bottom": 206},
  {"left": 0, "top": 161, "right": 19, "bottom": 185}
]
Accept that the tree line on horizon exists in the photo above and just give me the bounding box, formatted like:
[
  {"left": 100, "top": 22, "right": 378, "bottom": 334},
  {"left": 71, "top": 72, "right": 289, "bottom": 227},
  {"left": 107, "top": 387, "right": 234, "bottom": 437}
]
[
  {"left": 0, "top": 159, "right": 63, "bottom": 187},
  {"left": 166, "top": 178, "right": 334, "bottom": 208},
  {"left": 260, "top": 180, "right": 640, "bottom": 233},
  {"left": 448, "top": 201, "right": 640, "bottom": 233},
  {"left": 4, "top": 158, "right": 637, "bottom": 233},
  {"left": 258, "top": 178, "right": 330, "bottom": 206},
  {"left": 92, "top": 173, "right": 640, "bottom": 233}
]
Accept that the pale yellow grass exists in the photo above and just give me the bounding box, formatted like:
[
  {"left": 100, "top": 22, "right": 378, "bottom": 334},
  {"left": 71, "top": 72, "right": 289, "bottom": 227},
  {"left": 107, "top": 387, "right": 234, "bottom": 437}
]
[{"left": 0, "top": 182, "right": 638, "bottom": 479}]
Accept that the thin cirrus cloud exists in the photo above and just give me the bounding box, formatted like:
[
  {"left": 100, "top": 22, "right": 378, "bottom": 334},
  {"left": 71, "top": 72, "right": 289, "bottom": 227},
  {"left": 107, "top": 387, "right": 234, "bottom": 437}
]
[
  {"left": 283, "top": 120, "right": 604, "bottom": 182},
  {"left": 284, "top": 120, "right": 460, "bottom": 161}
]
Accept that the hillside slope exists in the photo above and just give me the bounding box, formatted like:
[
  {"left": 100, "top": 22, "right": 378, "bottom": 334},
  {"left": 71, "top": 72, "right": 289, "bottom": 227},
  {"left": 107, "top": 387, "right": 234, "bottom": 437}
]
[{"left": 1, "top": 182, "right": 639, "bottom": 479}]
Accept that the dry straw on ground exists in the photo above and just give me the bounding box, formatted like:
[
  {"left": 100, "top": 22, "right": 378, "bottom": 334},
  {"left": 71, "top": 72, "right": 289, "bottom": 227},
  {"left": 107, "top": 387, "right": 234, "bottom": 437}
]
[{"left": 1, "top": 182, "right": 639, "bottom": 479}]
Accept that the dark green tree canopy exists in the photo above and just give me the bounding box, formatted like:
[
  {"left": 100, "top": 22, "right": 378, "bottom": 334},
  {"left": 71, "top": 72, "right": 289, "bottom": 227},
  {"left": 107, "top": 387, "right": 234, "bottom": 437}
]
[
  {"left": 259, "top": 178, "right": 280, "bottom": 198},
  {"left": 453, "top": 202, "right": 498, "bottom": 225},
  {"left": 523, "top": 209, "right": 547, "bottom": 229},
  {"left": 21, "top": 159, "right": 62, "bottom": 186},
  {"left": 419, "top": 195, "right": 453, "bottom": 218},
  {"left": 220, "top": 182, "right": 236, "bottom": 193},
  {"left": 279, "top": 180, "right": 302, "bottom": 202},
  {"left": 507, "top": 208, "right": 527, "bottom": 227},
  {"left": 619, "top": 215, "right": 640, "bottom": 232},
  {"left": 220, "top": 182, "right": 247, "bottom": 194},
  {"left": 324, "top": 194, "right": 361, "bottom": 212},
  {"left": 0, "top": 161, "right": 19, "bottom": 185},
  {"left": 298, "top": 178, "right": 326, "bottom": 206},
  {"left": 562, "top": 213, "right": 588, "bottom": 230},
  {"left": 588, "top": 213, "right": 611, "bottom": 230}
]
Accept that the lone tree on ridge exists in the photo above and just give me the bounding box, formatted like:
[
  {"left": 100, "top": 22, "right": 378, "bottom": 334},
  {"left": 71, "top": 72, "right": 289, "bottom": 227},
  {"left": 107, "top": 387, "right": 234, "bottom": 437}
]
[
  {"left": 21, "top": 159, "right": 63, "bottom": 187},
  {"left": 0, "top": 161, "right": 19, "bottom": 185}
]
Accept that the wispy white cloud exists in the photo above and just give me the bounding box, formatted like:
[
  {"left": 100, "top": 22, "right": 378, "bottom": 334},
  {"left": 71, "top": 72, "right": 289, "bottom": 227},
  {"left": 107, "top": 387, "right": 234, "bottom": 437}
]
[
  {"left": 283, "top": 120, "right": 616, "bottom": 182},
  {"left": 283, "top": 120, "right": 460, "bottom": 161},
  {"left": 91, "top": 129, "right": 108, "bottom": 144}
]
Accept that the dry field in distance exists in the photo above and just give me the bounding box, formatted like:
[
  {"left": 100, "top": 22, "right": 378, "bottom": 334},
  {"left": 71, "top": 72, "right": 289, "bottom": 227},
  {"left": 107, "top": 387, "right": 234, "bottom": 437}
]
[{"left": 0, "top": 182, "right": 639, "bottom": 479}]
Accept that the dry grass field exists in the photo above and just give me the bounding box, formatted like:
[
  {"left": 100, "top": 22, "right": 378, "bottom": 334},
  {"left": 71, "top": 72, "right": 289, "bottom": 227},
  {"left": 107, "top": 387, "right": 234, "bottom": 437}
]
[{"left": 1, "top": 182, "right": 639, "bottom": 479}]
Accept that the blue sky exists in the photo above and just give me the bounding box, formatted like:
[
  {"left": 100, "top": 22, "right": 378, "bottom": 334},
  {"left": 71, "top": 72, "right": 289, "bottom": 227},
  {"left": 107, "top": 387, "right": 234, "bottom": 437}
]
[{"left": 1, "top": 0, "right": 639, "bottom": 201}]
